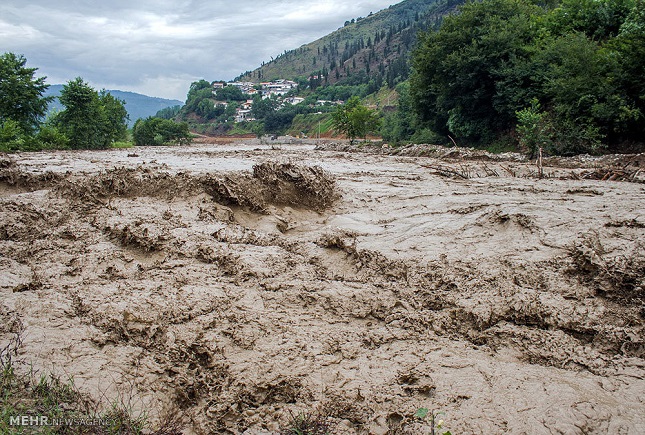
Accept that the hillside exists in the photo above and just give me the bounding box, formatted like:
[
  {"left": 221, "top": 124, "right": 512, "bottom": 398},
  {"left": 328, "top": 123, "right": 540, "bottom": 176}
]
[
  {"left": 44, "top": 85, "right": 184, "bottom": 127},
  {"left": 236, "top": 0, "right": 464, "bottom": 88}
]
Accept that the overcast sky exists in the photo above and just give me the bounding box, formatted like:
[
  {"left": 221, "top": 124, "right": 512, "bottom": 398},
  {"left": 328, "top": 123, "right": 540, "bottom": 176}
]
[{"left": 2, "top": 1, "right": 404, "bottom": 101}]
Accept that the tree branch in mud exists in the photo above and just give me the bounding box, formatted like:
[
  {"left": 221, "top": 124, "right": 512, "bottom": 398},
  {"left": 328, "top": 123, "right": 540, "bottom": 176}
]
[{"left": 420, "top": 164, "right": 470, "bottom": 180}]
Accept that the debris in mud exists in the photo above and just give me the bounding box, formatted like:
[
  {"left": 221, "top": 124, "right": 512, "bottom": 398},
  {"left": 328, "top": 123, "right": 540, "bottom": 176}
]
[
  {"left": 317, "top": 229, "right": 358, "bottom": 252},
  {"left": 479, "top": 210, "right": 536, "bottom": 230},
  {"left": 565, "top": 153, "right": 645, "bottom": 182},
  {"left": 104, "top": 219, "right": 169, "bottom": 252},
  {"left": 420, "top": 163, "right": 471, "bottom": 179},
  {"left": 252, "top": 161, "right": 339, "bottom": 211},
  {"left": 605, "top": 219, "right": 645, "bottom": 228},
  {"left": 567, "top": 232, "right": 645, "bottom": 305},
  {"left": 578, "top": 167, "right": 644, "bottom": 182},
  {"left": 278, "top": 410, "right": 331, "bottom": 435},
  {"left": 315, "top": 142, "right": 527, "bottom": 162}
]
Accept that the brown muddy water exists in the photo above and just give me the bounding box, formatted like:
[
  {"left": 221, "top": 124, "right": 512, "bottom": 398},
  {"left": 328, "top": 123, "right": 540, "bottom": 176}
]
[{"left": 1, "top": 141, "right": 644, "bottom": 434}]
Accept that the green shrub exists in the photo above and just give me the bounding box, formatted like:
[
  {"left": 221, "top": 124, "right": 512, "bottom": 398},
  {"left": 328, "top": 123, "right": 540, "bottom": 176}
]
[
  {"left": 516, "top": 99, "right": 551, "bottom": 158},
  {"left": 0, "top": 120, "right": 28, "bottom": 152},
  {"left": 516, "top": 99, "right": 606, "bottom": 157},
  {"left": 36, "top": 125, "right": 69, "bottom": 150},
  {"left": 132, "top": 117, "right": 192, "bottom": 146}
]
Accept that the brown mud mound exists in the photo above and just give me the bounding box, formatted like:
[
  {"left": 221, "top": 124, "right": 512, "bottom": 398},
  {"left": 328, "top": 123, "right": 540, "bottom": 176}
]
[
  {"left": 1, "top": 146, "right": 644, "bottom": 434},
  {"left": 0, "top": 154, "right": 65, "bottom": 193},
  {"left": 252, "top": 161, "right": 338, "bottom": 211},
  {"left": 204, "top": 161, "right": 338, "bottom": 213},
  {"left": 0, "top": 158, "right": 339, "bottom": 215}
]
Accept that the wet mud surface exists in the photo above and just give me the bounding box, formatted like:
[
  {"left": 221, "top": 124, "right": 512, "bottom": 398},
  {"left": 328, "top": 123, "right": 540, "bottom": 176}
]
[{"left": 1, "top": 142, "right": 644, "bottom": 434}]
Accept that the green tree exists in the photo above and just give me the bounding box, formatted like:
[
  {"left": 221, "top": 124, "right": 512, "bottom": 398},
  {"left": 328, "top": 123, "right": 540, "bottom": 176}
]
[
  {"left": 516, "top": 99, "right": 551, "bottom": 158},
  {"left": 410, "top": 0, "right": 544, "bottom": 145},
  {"left": 0, "top": 120, "right": 28, "bottom": 152},
  {"left": 56, "top": 77, "right": 104, "bottom": 149},
  {"left": 536, "top": 33, "right": 636, "bottom": 143},
  {"left": 186, "top": 80, "right": 213, "bottom": 102},
  {"left": 547, "top": 0, "right": 635, "bottom": 41},
  {"left": 182, "top": 80, "right": 216, "bottom": 119},
  {"left": 55, "top": 77, "right": 128, "bottom": 149},
  {"left": 0, "top": 52, "right": 52, "bottom": 135},
  {"left": 100, "top": 90, "right": 128, "bottom": 142},
  {"left": 251, "top": 95, "right": 279, "bottom": 120},
  {"left": 215, "top": 86, "right": 246, "bottom": 101},
  {"left": 409, "top": 0, "right": 642, "bottom": 153},
  {"left": 331, "top": 96, "right": 381, "bottom": 143},
  {"left": 132, "top": 117, "right": 191, "bottom": 146},
  {"left": 381, "top": 82, "right": 417, "bottom": 143},
  {"left": 611, "top": 0, "right": 645, "bottom": 139},
  {"left": 155, "top": 105, "right": 181, "bottom": 120}
]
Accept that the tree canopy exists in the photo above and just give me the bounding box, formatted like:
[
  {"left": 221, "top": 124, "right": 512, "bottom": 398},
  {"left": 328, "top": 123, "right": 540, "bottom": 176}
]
[
  {"left": 331, "top": 96, "right": 381, "bottom": 143},
  {"left": 54, "top": 77, "right": 129, "bottom": 149},
  {"left": 410, "top": 0, "right": 644, "bottom": 153},
  {"left": 132, "top": 117, "right": 192, "bottom": 146},
  {"left": 0, "top": 52, "right": 52, "bottom": 136}
]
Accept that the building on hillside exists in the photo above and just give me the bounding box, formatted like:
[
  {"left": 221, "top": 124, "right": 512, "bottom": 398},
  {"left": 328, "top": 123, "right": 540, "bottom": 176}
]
[
  {"left": 240, "top": 100, "right": 254, "bottom": 110},
  {"left": 234, "top": 99, "right": 255, "bottom": 123},
  {"left": 235, "top": 109, "right": 254, "bottom": 123},
  {"left": 316, "top": 100, "right": 343, "bottom": 107},
  {"left": 260, "top": 80, "right": 298, "bottom": 98},
  {"left": 229, "top": 81, "right": 256, "bottom": 94},
  {"left": 285, "top": 96, "right": 305, "bottom": 105}
]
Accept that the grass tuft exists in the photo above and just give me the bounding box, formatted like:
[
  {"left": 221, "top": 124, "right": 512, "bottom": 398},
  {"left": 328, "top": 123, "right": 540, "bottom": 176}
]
[
  {"left": 1, "top": 328, "right": 183, "bottom": 434},
  {"left": 280, "top": 410, "right": 331, "bottom": 435}
]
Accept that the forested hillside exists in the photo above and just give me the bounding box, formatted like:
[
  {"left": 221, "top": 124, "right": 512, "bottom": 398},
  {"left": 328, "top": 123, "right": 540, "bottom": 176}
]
[{"left": 237, "top": 0, "right": 463, "bottom": 90}]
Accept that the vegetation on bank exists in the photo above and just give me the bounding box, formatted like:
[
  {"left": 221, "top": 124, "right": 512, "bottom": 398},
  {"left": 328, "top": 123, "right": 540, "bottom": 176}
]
[
  {"left": 408, "top": 0, "right": 645, "bottom": 154},
  {"left": 2, "top": 0, "right": 643, "bottom": 155},
  {"left": 0, "top": 52, "right": 191, "bottom": 152},
  {"left": 1, "top": 328, "right": 183, "bottom": 434},
  {"left": 177, "top": 0, "right": 643, "bottom": 155},
  {"left": 331, "top": 97, "right": 381, "bottom": 143},
  {"left": 132, "top": 117, "right": 192, "bottom": 146}
]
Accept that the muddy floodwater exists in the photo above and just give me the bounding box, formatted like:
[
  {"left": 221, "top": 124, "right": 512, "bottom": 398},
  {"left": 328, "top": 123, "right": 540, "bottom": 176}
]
[{"left": 1, "top": 140, "right": 644, "bottom": 434}]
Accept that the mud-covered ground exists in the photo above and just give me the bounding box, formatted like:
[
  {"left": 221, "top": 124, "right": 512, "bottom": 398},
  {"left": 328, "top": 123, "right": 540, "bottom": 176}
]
[{"left": 1, "top": 141, "right": 644, "bottom": 434}]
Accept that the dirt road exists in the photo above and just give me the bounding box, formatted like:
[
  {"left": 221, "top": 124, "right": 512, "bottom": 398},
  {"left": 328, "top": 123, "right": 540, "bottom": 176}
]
[{"left": 1, "top": 142, "right": 643, "bottom": 434}]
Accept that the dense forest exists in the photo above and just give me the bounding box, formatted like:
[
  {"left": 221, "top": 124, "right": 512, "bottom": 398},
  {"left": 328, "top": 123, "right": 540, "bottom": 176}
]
[{"left": 408, "top": 0, "right": 645, "bottom": 154}]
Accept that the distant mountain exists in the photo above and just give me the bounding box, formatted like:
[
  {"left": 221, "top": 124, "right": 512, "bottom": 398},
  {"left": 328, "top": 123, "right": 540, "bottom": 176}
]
[
  {"left": 44, "top": 85, "right": 184, "bottom": 127},
  {"left": 236, "top": 0, "right": 464, "bottom": 88}
]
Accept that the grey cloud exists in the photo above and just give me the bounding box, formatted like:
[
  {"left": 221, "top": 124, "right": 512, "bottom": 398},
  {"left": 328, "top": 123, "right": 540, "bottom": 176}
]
[{"left": 1, "top": 0, "right": 402, "bottom": 100}]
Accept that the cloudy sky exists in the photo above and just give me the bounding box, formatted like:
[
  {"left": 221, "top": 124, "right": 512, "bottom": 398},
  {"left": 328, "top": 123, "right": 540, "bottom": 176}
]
[{"left": 2, "top": 1, "right": 404, "bottom": 101}]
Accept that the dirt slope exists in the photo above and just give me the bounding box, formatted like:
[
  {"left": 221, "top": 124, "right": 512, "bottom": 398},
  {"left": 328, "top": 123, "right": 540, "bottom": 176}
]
[{"left": 1, "top": 142, "right": 643, "bottom": 434}]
